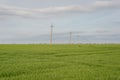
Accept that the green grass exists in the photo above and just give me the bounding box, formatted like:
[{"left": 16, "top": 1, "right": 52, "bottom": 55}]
[{"left": 0, "top": 44, "right": 120, "bottom": 80}]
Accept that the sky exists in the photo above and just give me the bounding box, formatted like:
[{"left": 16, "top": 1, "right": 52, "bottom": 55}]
[{"left": 0, "top": 0, "right": 120, "bottom": 43}]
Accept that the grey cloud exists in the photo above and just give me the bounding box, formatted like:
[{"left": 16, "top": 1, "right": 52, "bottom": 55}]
[
  {"left": 1, "top": 31, "right": 120, "bottom": 44},
  {"left": 0, "top": 5, "right": 33, "bottom": 17},
  {"left": 0, "top": 0, "right": 120, "bottom": 18},
  {"left": 34, "top": 0, "right": 120, "bottom": 14}
]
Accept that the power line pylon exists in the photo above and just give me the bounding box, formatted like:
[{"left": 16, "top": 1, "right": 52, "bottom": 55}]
[{"left": 50, "top": 24, "right": 53, "bottom": 44}]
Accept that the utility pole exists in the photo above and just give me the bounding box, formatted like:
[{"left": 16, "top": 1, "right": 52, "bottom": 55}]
[
  {"left": 50, "top": 24, "right": 53, "bottom": 44},
  {"left": 70, "top": 32, "right": 72, "bottom": 44}
]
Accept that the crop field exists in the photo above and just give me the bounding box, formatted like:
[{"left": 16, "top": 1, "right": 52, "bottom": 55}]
[{"left": 0, "top": 44, "right": 120, "bottom": 80}]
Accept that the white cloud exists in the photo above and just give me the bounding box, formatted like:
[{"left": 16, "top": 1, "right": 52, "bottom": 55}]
[
  {"left": 0, "top": 5, "right": 33, "bottom": 17},
  {"left": 0, "top": 0, "right": 119, "bottom": 18},
  {"left": 93, "top": 1, "right": 113, "bottom": 9}
]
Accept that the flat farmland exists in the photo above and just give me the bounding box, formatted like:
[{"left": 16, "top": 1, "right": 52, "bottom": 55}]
[{"left": 0, "top": 44, "right": 120, "bottom": 80}]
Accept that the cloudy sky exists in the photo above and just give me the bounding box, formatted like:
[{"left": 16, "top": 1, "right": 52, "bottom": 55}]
[{"left": 0, "top": 0, "right": 120, "bottom": 43}]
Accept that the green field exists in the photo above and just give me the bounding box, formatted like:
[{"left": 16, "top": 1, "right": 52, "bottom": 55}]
[{"left": 0, "top": 44, "right": 120, "bottom": 80}]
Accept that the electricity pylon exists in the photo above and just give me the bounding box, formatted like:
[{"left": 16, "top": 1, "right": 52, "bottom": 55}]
[
  {"left": 70, "top": 32, "right": 72, "bottom": 44},
  {"left": 50, "top": 24, "right": 53, "bottom": 44}
]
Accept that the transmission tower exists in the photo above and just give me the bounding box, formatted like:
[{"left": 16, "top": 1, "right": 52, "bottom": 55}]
[
  {"left": 50, "top": 24, "right": 53, "bottom": 44},
  {"left": 70, "top": 32, "right": 72, "bottom": 44}
]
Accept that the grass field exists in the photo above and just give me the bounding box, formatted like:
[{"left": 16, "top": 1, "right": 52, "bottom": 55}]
[{"left": 0, "top": 44, "right": 120, "bottom": 80}]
